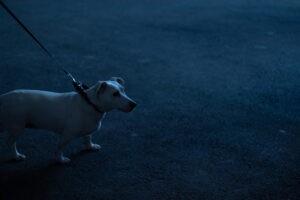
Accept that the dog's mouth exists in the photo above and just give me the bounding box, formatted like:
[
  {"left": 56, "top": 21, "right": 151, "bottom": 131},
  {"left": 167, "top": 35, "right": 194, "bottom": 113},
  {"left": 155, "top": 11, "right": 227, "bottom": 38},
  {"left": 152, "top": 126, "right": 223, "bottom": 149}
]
[
  {"left": 120, "top": 101, "right": 137, "bottom": 112},
  {"left": 129, "top": 101, "right": 137, "bottom": 111}
]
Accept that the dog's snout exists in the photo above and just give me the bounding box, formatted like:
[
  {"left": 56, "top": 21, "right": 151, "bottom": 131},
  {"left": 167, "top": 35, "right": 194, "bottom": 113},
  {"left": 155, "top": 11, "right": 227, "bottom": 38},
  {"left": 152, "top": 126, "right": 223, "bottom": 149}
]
[{"left": 129, "top": 101, "right": 137, "bottom": 110}]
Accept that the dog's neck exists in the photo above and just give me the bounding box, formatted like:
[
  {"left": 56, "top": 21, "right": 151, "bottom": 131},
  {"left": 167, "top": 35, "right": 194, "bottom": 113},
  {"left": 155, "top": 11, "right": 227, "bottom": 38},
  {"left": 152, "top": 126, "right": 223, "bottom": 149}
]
[
  {"left": 84, "top": 85, "right": 106, "bottom": 114},
  {"left": 74, "top": 91, "right": 106, "bottom": 123}
]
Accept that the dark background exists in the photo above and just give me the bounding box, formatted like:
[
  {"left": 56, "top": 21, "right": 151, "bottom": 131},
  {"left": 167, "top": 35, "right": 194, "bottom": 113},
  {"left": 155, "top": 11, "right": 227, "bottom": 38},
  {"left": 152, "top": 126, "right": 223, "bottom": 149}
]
[{"left": 0, "top": 0, "right": 299, "bottom": 199}]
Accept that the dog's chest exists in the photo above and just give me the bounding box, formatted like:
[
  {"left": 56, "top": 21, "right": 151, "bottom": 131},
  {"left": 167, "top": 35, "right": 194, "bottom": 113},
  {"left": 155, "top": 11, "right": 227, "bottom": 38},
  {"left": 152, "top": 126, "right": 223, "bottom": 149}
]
[
  {"left": 77, "top": 113, "right": 106, "bottom": 135},
  {"left": 96, "top": 113, "right": 106, "bottom": 130}
]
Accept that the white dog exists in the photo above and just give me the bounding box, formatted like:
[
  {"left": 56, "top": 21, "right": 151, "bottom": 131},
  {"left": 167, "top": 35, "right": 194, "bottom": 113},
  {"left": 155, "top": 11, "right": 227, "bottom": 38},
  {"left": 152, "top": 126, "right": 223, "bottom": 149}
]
[{"left": 0, "top": 77, "right": 136, "bottom": 163}]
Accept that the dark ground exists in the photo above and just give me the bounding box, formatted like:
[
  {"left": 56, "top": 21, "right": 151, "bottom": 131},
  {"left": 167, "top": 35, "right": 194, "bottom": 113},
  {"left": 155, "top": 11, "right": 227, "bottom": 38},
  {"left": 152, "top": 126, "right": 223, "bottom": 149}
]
[{"left": 0, "top": 0, "right": 300, "bottom": 199}]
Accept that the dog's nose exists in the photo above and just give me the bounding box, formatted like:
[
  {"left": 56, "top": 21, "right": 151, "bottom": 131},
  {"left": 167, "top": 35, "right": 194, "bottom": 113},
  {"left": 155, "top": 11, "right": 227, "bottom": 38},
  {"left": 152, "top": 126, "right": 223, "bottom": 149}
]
[{"left": 129, "top": 101, "right": 137, "bottom": 110}]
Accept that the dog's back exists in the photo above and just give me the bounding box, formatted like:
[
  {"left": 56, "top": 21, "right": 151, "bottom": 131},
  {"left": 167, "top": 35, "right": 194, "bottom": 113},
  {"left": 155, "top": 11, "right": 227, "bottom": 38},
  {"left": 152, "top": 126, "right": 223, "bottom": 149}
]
[{"left": 0, "top": 89, "right": 77, "bottom": 132}]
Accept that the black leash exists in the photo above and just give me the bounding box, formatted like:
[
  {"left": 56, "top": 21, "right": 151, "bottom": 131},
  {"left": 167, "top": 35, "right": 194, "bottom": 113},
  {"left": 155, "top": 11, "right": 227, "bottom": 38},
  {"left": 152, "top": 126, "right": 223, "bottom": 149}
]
[
  {"left": 0, "top": 0, "right": 70, "bottom": 79},
  {"left": 0, "top": 0, "right": 104, "bottom": 114}
]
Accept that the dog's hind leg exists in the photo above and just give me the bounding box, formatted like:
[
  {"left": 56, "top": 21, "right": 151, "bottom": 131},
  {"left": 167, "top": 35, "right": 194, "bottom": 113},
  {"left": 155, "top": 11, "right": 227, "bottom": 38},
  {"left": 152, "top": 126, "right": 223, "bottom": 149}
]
[{"left": 7, "top": 126, "right": 26, "bottom": 161}]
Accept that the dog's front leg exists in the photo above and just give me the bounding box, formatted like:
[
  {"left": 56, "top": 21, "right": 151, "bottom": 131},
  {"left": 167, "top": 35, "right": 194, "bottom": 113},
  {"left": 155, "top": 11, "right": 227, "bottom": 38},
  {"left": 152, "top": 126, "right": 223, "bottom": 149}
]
[
  {"left": 55, "top": 134, "right": 75, "bottom": 164},
  {"left": 83, "top": 135, "right": 101, "bottom": 151}
]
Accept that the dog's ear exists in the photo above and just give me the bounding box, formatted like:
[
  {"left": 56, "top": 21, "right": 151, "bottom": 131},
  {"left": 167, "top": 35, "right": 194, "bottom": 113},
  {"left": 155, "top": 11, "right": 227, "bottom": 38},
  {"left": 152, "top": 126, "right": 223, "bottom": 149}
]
[
  {"left": 97, "top": 82, "right": 107, "bottom": 95},
  {"left": 111, "top": 77, "right": 125, "bottom": 86}
]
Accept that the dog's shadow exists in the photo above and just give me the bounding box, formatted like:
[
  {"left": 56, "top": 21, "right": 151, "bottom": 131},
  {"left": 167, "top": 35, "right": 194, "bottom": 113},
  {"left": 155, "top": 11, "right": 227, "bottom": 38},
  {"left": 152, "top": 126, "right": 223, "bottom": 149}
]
[{"left": 0, "top": 150, "right": 94, "bottom": 200}]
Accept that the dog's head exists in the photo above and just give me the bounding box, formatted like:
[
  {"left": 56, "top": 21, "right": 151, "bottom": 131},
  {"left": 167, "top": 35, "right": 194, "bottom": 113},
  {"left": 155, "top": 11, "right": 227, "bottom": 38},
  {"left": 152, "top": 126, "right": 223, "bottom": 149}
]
[{"left": 92, "top": 77, "right": 137, "bottom": 112}]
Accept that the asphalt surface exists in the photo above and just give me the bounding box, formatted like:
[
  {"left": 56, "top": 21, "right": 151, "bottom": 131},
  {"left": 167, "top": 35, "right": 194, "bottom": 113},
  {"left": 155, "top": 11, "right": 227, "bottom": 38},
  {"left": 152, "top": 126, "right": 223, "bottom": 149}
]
[{"left": 0, "top": 0, "right": 299, "bottom": 199}]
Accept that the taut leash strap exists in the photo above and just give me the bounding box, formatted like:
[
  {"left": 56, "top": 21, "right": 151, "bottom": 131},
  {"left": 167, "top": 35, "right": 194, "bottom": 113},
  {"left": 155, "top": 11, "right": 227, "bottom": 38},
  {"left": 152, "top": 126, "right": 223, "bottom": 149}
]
[
  {"left": 0, "top": 0, "right": 72, "bottom": 80},
  {"left": 0, "top": 0, "right": 104, "bottom": 114}
]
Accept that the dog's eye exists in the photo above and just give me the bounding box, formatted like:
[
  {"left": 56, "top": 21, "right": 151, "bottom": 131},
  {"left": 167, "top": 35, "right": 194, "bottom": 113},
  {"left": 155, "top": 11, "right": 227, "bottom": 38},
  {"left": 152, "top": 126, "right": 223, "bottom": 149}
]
[{"left": 113, "top": 91, "right": 120, "bottom": 97}]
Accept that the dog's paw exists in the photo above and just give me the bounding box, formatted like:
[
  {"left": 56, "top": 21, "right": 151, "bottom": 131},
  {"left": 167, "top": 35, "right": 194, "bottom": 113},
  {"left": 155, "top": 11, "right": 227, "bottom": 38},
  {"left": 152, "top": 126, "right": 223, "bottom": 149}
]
[
  {"left": 87, "top": 143, "right": 101, "bottom": 151},
  {"left": 58, "top": 156, "right": 71, "bottom": 164},
  {"left": 15, "top": 153, "right": 26, "bottom": 161}
]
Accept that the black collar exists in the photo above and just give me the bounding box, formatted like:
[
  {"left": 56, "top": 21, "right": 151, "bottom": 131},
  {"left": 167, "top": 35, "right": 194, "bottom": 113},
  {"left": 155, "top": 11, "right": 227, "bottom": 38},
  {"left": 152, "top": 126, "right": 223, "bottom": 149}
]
[{"left": 73, "top": 82, "right": 104, "bottom": 114}]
